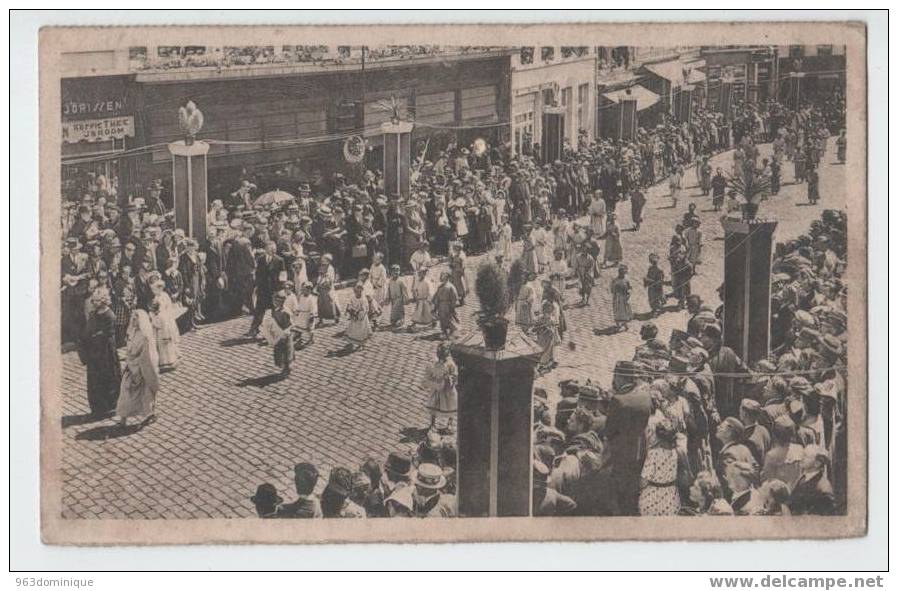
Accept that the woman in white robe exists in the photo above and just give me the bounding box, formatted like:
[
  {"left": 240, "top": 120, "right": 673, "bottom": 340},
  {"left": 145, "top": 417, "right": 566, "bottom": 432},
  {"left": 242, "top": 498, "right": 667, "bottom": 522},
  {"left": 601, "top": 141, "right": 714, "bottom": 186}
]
[
  {"left": 116, "top": 309, "right": 159, "bottom": 427},
  {"left": 344, "top": 283, "right": 373, "bottom": 349},
  {"left": 587, "top": 193, "right": 607, "bottom": 237},
  {"left": 151, "top": 279, "right": 181, "bottom": 372},
  {"left": 496, "top": 215, "right": 513, "bottom": 262},
  {"left": 369, "top": 252, "right": 389, "bottom": 305},
  {"left": 411, "top": 268, "right": 435, "bottom": 328}
]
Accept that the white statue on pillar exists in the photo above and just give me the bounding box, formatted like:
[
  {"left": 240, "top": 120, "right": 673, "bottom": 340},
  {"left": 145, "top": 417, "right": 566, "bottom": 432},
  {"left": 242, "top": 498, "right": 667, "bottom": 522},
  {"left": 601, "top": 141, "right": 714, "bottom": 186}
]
[{"left": 178, "top": 100, "right": 204, "bottom": 146}]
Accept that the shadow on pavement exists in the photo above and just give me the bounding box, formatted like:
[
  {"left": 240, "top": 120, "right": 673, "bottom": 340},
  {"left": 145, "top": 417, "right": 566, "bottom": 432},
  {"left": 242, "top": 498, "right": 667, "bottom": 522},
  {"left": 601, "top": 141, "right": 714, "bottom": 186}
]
[
  {"left": 75, "top": 423, "right": 145, "bottom": 440},
  {"left": 62, "top": 411, "right": 114, "bottom": 429},
  {"left": 325, "top": 344, "right": 360, "bottom": 358},
  {"left": 236, "top": 373, "right": 290, "bottom": 388},
  {"left": 398, "top": 426, "right": 429, "bottom": 444},
  {"left": 219, "top": 336, "right": 260, "bottom": 348},
  {"left": 593, "top": 326, "right": 623, "bottom": 336},
  {"left": 414, "top": 332, "right": 444, "bottom": 342}
]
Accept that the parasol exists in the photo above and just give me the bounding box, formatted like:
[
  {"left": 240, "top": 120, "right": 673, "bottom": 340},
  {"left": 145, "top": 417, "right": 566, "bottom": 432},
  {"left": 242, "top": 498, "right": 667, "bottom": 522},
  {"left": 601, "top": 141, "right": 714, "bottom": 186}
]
[{"left": 253, "top": 190, "right": 295, "bottom": 208}]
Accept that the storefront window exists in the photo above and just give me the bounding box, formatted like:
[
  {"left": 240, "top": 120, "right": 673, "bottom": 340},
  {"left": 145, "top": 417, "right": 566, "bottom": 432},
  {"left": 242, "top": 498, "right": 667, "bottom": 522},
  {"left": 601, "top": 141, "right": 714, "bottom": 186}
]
[
  {"left": 561, "top": 46, "right": 588, "bottom": 58},
  {"left": 157, "top": 46, "right": 182, "bottom": 58}
]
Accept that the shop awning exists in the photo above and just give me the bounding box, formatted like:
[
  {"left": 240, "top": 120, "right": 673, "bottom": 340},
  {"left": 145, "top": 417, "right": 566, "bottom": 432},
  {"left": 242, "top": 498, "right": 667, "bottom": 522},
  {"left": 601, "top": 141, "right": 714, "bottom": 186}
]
[
  {"left": 601, "top": 84, "right": 661, "bottom": 111},
  {"left": 643, "top": 60, "right": 706, "bottom": 85}
]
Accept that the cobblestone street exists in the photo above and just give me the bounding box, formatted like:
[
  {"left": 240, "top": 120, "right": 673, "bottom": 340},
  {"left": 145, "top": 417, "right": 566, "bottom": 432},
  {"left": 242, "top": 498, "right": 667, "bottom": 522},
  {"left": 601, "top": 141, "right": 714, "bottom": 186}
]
[{"left": 59, "top": 139, "right": 846, "bottom": 519}]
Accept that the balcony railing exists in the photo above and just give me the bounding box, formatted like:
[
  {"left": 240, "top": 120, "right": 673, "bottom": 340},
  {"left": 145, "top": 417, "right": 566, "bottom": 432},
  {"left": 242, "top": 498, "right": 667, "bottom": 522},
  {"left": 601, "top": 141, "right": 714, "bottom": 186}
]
[{"left": 128, "top": 45, "right": 508, "bottom": 74}]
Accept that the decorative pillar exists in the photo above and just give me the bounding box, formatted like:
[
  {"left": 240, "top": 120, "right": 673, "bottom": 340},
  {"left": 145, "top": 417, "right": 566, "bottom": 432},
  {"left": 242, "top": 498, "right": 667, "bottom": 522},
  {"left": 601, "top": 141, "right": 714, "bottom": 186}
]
[
  {"left": 381, "top": 121, "right": 413, "bottom": 200},
  {"left": 618, "top": 96, "right": 638, "bottom": 141},
  {"left": 677, "top": 84, "right": 694, "bottom": 124},
  {"left": 451, "top": 329, "right": 540, "bottom": 517},
  {"left": 541, "top": 107, "right": 565, "bottom": 164},
  {"left": 720, "top": 79, "right": 734, "bottom": 120},
  {"left": 788, "top": 72, "right": 805, "bottom": 111},
  {"left": 721, "top": 217, "right": 778, "bottom": 365},
  {"left": 168, "top": 140, "right": 210, "bottom": 244}
]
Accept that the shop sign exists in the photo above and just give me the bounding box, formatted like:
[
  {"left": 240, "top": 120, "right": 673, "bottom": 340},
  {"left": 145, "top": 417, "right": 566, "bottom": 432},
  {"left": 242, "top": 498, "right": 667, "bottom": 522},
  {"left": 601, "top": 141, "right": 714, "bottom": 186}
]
[{"left": 62, "top": 116, "right": 135, "bottom": 143}]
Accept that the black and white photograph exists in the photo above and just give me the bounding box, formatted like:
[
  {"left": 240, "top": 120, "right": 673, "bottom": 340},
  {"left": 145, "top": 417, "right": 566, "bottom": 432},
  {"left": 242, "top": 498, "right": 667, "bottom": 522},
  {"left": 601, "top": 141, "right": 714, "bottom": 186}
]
[{"left": 35, "top": 20, "right": 869, "bottom": 546}]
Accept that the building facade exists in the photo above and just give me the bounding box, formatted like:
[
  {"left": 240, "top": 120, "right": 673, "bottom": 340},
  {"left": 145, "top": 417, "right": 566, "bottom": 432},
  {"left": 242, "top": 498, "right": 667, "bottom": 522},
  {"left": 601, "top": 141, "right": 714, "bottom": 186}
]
[
  {"left": 776, "top": 44, "right": 846, "bottom": 107},
  {"left": 59, "top": 46, "right": 512, "bottom": 203},
  {"left": 509, "top": 46, "right": 596, "bottom": 157},
  {"left": 700, "top": 46, "right": 779, "bottom": 110},
  {"left": 595, "top": 47, "right": 705, "bottom": 139}
]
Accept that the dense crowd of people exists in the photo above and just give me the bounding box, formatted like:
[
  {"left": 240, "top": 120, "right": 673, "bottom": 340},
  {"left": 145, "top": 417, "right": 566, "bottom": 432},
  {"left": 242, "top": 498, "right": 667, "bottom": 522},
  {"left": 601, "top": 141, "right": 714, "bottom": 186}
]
[
  {"left": 532, "top": 208, "right": 847, "bottom": 517},
  {"left": 62, "top": 87, "right": 848, "bottom": 517}
]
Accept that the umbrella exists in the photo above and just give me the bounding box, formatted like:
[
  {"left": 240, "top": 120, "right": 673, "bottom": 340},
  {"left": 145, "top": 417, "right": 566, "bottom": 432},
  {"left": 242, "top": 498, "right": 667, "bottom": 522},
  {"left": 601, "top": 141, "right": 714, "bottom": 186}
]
[{"left": 253, "top": 189, "right": 295, "bottom": 208}]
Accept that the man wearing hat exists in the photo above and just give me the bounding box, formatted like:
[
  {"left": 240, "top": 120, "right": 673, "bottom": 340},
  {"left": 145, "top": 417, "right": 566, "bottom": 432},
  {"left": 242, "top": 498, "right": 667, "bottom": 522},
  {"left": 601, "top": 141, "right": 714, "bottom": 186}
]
[
  {"left": 381, "top": 452, "right": 415, "bottom": 517},
  {"left": 384, "top": 200, "right": 406, "bottom": 270},
  {"left": 67, "top": 204, "right": 96, "bottom": 243},
  {"left": 715, "top": 417, "right": 759, "bottom": 495},
  {"left": 701, "top": 323, "right": 751, "bottom": 420},
  {"left": 277, "top": 462, "right": 323, "bottom": 518},
  {"left": 202, "top": 225, "right": 228, "bottom": 322},
  {"left": 554, "top": 382, "right": 580, "bottom": 433},
  {"left": 321, "top": 466, "right": 366, "bottom": 518},
  {"left": 250, "top": 483, "right": 284, "bottom": 518},
  {"left": 532, "top": 460, "right": 577, "bottom": 516},
  {"left": 686, "top": 295, "right": 716, "bottom": 338},
  {"left": 381, "top": 451, "right": 413, "bottom": 501},
  {"left": 740, "top": 399, "right": 772, "bottom": 466},
  {"left": 247, "top": 240, "right": 285, "bottom": 338},
  {"left": 410, "top": 463, "right": 456, "bottom": 518},
  {"left": 604, "top": 361, "right": 653, "bottom": 515},
  {"left": 788, "top": 445, "right": 835, "bottom": 515},
  {"left": 267, "top": 289, "right": 294, "bottom": 376}
]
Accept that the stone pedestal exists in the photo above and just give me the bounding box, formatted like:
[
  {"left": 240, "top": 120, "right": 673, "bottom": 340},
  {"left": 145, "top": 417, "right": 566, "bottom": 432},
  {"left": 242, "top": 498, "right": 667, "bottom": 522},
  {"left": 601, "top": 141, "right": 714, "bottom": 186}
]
[
  {"left": 381, "top": 121, "right": 413, "bottom": 199},
  {"left": 721, "top": 217, "right": 778, "bottom": 365},
  {"left": 451, "top": 328, "right": 540, "bottom": 517},
  {"left": 169, "top": 140, "right": 210, "bottom": 244}
]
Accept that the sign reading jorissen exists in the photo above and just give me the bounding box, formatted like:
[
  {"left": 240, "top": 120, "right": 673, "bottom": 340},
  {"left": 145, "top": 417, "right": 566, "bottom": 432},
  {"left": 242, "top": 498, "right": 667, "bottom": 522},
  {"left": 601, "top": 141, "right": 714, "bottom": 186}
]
[{"left": 62, "top": 116, "right": 135, "bottom": 143}]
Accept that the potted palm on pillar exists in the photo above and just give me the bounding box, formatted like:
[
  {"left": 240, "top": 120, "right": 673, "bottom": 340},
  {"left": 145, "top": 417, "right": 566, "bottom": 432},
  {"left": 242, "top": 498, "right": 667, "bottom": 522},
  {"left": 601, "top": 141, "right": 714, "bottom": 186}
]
[
  {"left": 728, "top": 160, "right": 772, "bottom": 221},
  {"left": 475, "top": 259, "right": 525, "bottom": 350}
]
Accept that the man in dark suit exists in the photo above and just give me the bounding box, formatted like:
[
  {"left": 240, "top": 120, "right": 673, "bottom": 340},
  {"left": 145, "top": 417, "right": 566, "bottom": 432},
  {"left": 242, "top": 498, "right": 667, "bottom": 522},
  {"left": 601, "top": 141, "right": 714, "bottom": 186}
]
[
  {"left": 227, "top": 225, "right": 256, "bottom": 317},
  {"left": 789, "top": 445, "right": 836, "bottom": 515},
  {"left": 603, "top": 360, "right": 652, "bottom": 516},
  {"left": 203, "top": 226, "right": 227, "bottom": 321},
  {"left": 247, "top": 240, "right": 285, "bottom": 337}
]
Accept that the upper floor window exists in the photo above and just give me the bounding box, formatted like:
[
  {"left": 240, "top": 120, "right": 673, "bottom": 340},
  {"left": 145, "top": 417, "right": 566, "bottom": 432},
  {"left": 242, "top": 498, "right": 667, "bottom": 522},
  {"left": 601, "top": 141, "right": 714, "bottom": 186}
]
[{"left": 561, "top": 46, "right": 588, "bottom": 58}]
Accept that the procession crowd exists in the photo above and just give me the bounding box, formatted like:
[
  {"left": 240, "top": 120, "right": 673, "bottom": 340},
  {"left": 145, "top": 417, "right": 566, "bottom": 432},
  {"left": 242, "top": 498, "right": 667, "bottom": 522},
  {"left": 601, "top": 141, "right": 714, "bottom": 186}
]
[
  {"left": 532, "top": 208, "right": 847, "bottom": 517},
  {"left": 62, "top": 91, "right": 848, "bottom": 516}
]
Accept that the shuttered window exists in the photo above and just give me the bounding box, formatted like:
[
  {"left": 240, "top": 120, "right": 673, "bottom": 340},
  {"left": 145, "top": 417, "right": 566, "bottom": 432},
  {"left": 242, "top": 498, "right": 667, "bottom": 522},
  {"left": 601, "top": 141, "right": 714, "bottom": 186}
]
[{"left": 461, "top": 85, "right": 497, "bottom": 124}]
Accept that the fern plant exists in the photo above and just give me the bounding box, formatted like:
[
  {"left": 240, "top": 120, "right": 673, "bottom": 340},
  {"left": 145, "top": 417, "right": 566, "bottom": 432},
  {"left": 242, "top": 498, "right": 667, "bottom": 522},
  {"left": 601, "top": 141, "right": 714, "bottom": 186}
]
[{"left": 727, "top": 161, "right": 772, "bottom": 220}]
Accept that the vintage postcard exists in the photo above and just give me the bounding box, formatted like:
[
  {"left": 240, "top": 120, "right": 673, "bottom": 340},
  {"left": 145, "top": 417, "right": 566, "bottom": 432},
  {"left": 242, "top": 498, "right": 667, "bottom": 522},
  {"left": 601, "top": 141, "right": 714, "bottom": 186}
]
[{"left": 39, "top": 21, "right": 867, "bottom": 545}]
